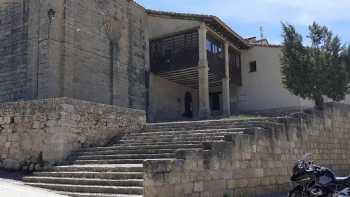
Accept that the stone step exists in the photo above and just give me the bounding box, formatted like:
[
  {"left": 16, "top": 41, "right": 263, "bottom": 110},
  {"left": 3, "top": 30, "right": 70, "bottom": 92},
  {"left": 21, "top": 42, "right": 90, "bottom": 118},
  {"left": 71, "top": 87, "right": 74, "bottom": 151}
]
[
  {"left": 80, "top": 143, "right": 204, "bottom": 152},
  {"left": 24, "top": 177, "right": 143, "bottom": 187},
  {"left": 73, "top": 159, "right": 145, "bottom": 165},
  {"left": 22, "top": 120, "right": 284, "bottom": 196},
  {"left": 72, "top": 149, "right": 182, "bottom": 156},
  {"left": 57, "top": 191, "right": 142, "bottom": 197},
  {"left": 143, "top": 119, "right": 274, "bottom": 129},
  {"left": 143, "top": 122, "right": 282, "bottom": 132},
  {"left": 141, "top": 125, "right": 257, "bottom": 132},
  {"left": 127, "top": 126, "right": 250, "bottom": 137},
  {"left": 26, "top": 183, "right": 143, "bottom": 195},
  {"left": 121, "top": 131, "right": 243, "bottom": 141},
  {"left": 119, "top": 136, "right": 225, "bottom": 144},
  {"left": 141, "top": 125, "right": 276, "bottom": 133},
  {"left": 113, "top": 141, "right": 222, "bottom": 147},
  {"left": 49, "top": 164, "right": 143, "bottom": 172},
  {"left": 73, "top": 153, "right": 175, "bottom": 161},
  {"left": 33, "top": 171, "right": 144, "bottom": 180},
  {"left": 126, "top": 128, "right": 248, "bottom": 137},
  {"left": 142, "top": 124, "right": 260, "bottom": 131},
  {"left": 144, "top": 119, "right": 266, "bottom": 125}
]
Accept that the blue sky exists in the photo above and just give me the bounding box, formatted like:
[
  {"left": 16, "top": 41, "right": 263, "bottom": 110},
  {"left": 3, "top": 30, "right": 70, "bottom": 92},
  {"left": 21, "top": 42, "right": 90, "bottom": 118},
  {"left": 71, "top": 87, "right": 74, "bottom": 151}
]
[{"left": 136, "top": 0, "right": 350, "bottom": 45}]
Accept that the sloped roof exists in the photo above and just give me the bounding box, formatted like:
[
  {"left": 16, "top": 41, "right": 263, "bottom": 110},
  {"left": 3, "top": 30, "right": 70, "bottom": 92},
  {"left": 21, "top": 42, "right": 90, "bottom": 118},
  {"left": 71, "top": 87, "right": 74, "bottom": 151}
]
[
  {"left": 146, "top": 9, "right": 249, "bottom": 49},
  {"left": 250, "top": 44, "right": 283, "bottom": 48}
]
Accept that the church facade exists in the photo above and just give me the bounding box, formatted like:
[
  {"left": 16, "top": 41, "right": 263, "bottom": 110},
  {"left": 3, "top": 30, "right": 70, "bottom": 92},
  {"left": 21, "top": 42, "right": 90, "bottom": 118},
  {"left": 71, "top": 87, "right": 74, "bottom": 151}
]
[{"left": 1, "top": 0, "right": 349, "bottom": 122}]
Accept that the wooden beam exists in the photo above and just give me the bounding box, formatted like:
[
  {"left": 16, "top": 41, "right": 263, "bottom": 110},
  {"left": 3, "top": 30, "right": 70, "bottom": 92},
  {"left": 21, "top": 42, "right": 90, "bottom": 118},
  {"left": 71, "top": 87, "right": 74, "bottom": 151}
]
[
  {"left": 158, "top": 68, "right": 221, "bottom": 79},
  {"left": 165, "top": 75, "right": 222, "bottom": 85},
  {"left": 162, "top": 73, "right": 220, "bottom": 82},
  {"left": 206, "top": 26, "right": 241, "bottom": 53},
  {"left": 159, "top": 70, "right": 198, "bottom": 78},
  {"left": 161, "top": 72, "right": 219, "bottom": 80},
  {"left": 150, "top": 27, "right": 199, "bottom": 42},
  {"left": 158, "top": 67, "right": 197, "bottom": 76},
  {"left": 166, "top": 76, "right": 219, "bottom": 84}
]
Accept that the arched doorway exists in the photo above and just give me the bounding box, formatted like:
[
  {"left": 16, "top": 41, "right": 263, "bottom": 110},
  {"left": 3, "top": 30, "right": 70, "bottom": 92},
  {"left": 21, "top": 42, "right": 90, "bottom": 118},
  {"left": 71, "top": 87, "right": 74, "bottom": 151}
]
[{"left": 183, "top": 92, "right": 193, "bottom": 118}]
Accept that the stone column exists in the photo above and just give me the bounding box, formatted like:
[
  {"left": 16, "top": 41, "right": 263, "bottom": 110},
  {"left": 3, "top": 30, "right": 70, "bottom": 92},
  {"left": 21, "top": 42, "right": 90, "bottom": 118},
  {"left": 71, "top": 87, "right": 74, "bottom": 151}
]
[
  {"left": 198, "top": 24, "right": 210, "bottom": 119},
  {"left": 222, "top": 42, "right": 231, "bottom": 116}
]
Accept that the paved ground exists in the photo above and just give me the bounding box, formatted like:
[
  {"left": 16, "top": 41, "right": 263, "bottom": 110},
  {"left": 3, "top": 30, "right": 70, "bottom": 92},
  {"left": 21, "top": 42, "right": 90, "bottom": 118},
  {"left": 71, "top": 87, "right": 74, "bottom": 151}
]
[
  {"left": 0, "top": 179, "right": 287, "bottom": 197},
  {"left": 264, "top": 193, "right": 287, "bottom": 197},
  {"left": 0, "top": 170, "right": 287, "bottom": 197},
  {"left": 0, "top": 171, "right": 67, "bottom": 197},
  {"left": 0, "top": 178, "right": 67, "bottom": 197}
]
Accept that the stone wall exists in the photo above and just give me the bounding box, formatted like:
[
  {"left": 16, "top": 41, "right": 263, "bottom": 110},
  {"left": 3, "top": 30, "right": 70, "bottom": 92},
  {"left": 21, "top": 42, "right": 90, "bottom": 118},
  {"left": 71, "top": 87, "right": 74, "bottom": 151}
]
[
  {"left": 144, "top": 103, "right": 350, "bottom": 197},
  {"left": 60, "top": 0, "right": 148, "bottom": 109},
  {"left": 0, "top": 98, "right": 145, "bottom": 170},
  {"left": 0, "top": 0, "right": 148, "bottom": 111},
  {"left": 0, "top": 1, "right": 31, "bottom": 102}
]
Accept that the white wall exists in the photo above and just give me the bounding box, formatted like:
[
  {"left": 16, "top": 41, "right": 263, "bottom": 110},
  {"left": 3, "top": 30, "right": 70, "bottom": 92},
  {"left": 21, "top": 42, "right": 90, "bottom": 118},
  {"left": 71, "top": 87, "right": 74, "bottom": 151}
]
[
  {"left": 149, "top": 74, "right": 199, "bottom": 122},
  {"left": 238, "top": 46, "right": 314, "bottom": 112},
  {"left": 343, "top": 95, "right": 350, "bottom": 104}
]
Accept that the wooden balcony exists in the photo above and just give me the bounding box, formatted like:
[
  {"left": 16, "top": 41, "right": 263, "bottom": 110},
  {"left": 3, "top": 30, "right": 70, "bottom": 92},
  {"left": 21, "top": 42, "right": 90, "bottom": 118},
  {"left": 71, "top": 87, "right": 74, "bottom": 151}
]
[
  {"left": 150, "top": 28, "right": 242, "bottom": 88},
  {"left": 150, "top": 29, "right": 199, "bottom": 74}
]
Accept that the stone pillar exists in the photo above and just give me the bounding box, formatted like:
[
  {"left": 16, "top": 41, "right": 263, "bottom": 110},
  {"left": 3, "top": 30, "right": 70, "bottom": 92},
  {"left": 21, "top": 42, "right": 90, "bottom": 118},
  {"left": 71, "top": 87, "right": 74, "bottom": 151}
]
[
  {"left": 198, "top": 24, "right": 210, "bottom": 119},
  {"left": 222, "top": 42, "right": 231, "bottom": 116}
]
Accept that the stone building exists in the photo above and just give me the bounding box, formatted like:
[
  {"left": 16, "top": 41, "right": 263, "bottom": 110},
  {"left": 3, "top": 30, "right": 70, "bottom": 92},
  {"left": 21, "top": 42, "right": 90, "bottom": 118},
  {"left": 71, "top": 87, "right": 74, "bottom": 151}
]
[
  {"left": 146, "top": 11, "right": 247, "bottom": 122},
  {"left": 146, "top": 10, "right": 350, "bottom": 121},
  {"left": 2, "top": 1, "right": 350, "bottom": 197},
  {"left": 1, "top": 0, "right": 349, "bottom": 123}
]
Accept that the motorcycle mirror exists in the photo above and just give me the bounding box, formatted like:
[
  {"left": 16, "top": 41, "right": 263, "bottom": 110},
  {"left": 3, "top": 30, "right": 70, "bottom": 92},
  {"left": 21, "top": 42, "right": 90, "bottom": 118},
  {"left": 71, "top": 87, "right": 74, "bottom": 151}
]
[{"left": 302, "top": 153, "right": 312, "bottom": 162}]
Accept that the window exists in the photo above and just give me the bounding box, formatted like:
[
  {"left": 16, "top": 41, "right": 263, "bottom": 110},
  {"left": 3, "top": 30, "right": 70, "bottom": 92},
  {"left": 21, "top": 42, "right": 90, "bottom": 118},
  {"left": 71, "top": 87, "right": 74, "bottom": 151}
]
[
  {"left": 249, "top": 61, "right": 257, "bottom": 72},
  {"left": 206, "top": 37, "right": 223, "bottom": 55}
]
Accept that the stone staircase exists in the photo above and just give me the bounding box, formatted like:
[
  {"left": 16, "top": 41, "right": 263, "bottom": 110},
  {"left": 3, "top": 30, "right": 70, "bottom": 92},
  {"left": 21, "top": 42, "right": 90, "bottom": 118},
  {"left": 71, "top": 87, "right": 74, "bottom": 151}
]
[{"left": 23, "top": 118, "right": 276, "bottom": 197}]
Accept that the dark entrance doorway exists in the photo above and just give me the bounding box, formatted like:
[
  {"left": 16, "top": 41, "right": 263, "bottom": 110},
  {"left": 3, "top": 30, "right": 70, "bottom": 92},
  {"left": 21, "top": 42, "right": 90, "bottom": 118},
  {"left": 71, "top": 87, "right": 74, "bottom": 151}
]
[
  {"left": 183, "top": 92, "right": 193, "bottom": 118},
  {"left": 210, "top": 92, "right": 221, "bottom": 112}
]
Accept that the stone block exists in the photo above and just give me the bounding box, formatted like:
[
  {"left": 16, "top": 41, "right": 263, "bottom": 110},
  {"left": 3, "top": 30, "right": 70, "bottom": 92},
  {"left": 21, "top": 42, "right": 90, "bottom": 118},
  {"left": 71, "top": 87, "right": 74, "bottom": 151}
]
[
  {"left": 3, "top": 159, "right": 20, "bottom": 170},
  {"left": 194, "top": 181, "right": 203, "bottom": 192},
  {"left": 184, "top": 182, "right": 193, "bottom": 194}
]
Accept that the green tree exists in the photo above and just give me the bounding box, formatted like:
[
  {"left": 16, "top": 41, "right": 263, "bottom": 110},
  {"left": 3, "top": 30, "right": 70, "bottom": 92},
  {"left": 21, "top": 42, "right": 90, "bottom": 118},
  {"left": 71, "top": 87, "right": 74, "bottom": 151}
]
[
  {"left": 342, "top": 45, "right": 350, "bottom": 76},
  {"left": 281, "top": 22, "right": 349, "bottom": 109}
]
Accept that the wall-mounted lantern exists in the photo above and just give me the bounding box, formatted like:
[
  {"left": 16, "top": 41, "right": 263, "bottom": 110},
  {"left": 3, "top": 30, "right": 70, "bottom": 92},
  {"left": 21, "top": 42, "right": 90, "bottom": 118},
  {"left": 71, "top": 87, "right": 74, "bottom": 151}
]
[{"left": 48, "top": 8, "right": 56, "bottom": 24}]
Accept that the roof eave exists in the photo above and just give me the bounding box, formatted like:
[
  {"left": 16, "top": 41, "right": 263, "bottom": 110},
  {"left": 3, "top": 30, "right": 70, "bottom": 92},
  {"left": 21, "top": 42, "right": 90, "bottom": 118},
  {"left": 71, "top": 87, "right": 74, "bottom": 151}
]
[
  {"left": 210, "top": 16, "right": 249, "bottom": 48},
  {"left": 146, "top": 9, "right": 249, "bottom": 49}
]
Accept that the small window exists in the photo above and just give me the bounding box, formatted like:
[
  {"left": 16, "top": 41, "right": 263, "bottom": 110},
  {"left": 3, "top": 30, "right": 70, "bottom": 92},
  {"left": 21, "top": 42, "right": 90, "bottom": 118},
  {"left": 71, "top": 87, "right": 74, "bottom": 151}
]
[{"left": 249, "top": 61, "right": 257, "bottom": 72}]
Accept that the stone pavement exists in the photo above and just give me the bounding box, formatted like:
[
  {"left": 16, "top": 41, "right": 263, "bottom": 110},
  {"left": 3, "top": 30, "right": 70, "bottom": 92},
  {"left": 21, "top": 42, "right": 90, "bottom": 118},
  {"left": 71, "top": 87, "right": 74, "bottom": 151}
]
[
  {"left": 0, "top": 178, "right": 67, "bottom": 197},
  {"left": 0, "top": 177, "right": 288, "bottom": 197},
  {"left": 262, "top": 192, "right": 287, "bottom": 197}
]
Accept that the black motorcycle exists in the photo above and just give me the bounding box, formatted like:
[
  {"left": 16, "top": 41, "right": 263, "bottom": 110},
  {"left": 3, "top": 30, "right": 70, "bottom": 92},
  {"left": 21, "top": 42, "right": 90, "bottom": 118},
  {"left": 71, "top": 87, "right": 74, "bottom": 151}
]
[{"left": 288, "top": 154, "right": 350, "bottom": 197}]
